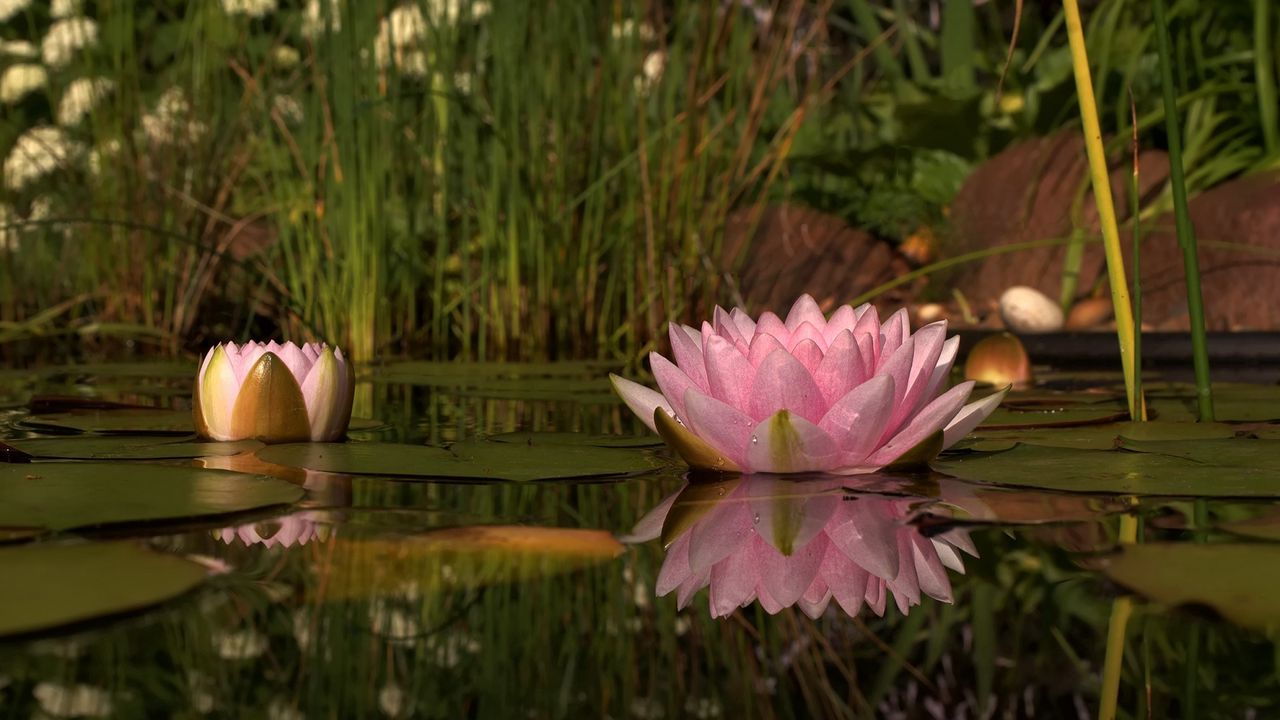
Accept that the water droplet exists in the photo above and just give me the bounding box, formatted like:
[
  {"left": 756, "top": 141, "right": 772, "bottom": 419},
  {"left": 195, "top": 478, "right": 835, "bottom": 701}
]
[
  {"left": 751, "top": 435, "right": 758, "bottom": 444},
  {"left": 752, "top": 513, "right": 761, "bottom": 524},
  {"left": 715, "top": 487, "right": 726, "bottom": 496}
]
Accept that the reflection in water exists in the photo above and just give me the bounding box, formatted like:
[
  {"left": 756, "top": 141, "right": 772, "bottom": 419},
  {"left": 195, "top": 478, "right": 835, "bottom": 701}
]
[
  {"left": 214, "top": 511, "right": 331, "bottom": 548},
  {"left": 626, "top": 475, "right": 975, "bottom": 618}
]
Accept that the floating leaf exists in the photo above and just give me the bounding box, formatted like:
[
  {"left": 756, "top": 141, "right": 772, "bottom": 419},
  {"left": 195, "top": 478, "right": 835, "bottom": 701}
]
[
  {"left": 932, "top": 442, "right": 1280, "bottom": 496},
  {"left": 19, "top": 409, "right": 194, "bottom": 435},
  {"left": 489, "top": 431, "right": 663, "bottom": 448},
  {"left": 978, "top": 406, "right": 1128, "bottom": 430},
  {"left": 3, "top": 436, "right": 262, "bottom": 461},
  {"left": 0, "top": 463, "right": 303, "bottom": 535},
  {"left": 256, "top": 439, "right": 664, "bottom": 482},
  {"left": 321, "top": 525, "right": 624, "bottom": 599},
  {"left": 0, "top": 542, "right": 205, "bottom": 637},
  {"left": 1217, "top": 508, "right": 1280, "bottom": 542},
  {"left": 964, "top": 421, "right": 1236, "bottom": 451},
  {"left": 36, "top": 362, "right": 194, "bottom": 380},
  {"left": 1104, "top": 543, "right": 1280, "bottom": 631}
]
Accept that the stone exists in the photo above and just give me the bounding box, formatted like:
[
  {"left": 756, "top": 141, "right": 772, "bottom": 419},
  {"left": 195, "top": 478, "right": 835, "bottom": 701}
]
[
  {"left": 1065, "top": 297, "right": 1113, "bottom": 329},
  {"left": 999, "top": 286, "right": 1063, "bottom": 333},
  {"left": 720, "top": 204, "right": 913, "bottom": 316}
]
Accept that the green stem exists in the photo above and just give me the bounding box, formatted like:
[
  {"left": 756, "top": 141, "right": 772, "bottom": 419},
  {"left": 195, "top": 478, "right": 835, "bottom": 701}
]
[
  {"left": 1153, "top": 0, "right": 1215, "bottom": 422},
  {"left": 1099, "top": 512, "right": 1139, "bottom": 720},
  {"left": 1256, "top": 0, "right": 1278, "bottom": 155},
  {"left": 1063, "top": 0, "right": 1140, "bottom": 420}
]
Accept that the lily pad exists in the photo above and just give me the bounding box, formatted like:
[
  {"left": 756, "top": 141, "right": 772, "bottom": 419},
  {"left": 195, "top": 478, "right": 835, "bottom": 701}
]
[
  {"left": 1217, "top": 508, "right": 1280, "bottom": 542},
  {"left": 488, "top": 431, "right": 663, "bottom": 448},
  {"left": 256, "top": 440, "right": 665, "bottom": 482},
  {"left": 321, "top": 525, "right": 625, "bottom": 600},
  {"left": 1104, "top": 543, "right": 1280, "bottom": 631},
  {"left": 3, "top": 436, "right": 262, "bottom": 461},
  {"left": 0, "top": 542, "right": 206, "bottom": 637},
  {"left": 964, "top": 421, "right": 1236, "bottom": 451},
  {"left": 19, "top": 409, "right": 195, "bottom": 435},
  {"left": 0, "top": 463, "right": 303, "bottom": 535},
  {"left": 978, "top": 406, "right": 1129, "bottom": 430},
  {"left": 932, "top": 442, "right": 1280, "bottom": 497}
]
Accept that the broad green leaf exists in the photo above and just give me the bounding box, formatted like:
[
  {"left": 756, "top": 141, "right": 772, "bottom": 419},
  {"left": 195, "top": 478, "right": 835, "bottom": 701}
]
[
  {"left": 932, "top": 441, "right": 1280, "bottom": 496},
  {"left": 964, "top": 420, "right": 1236, "bottom": 451},
  {"left": 1105, "top": 543, "right": 1280, "bottom": 631},
  {"left": 19, "top": 409, "right": 194, "bottom": 435},
  {"left": 256, "top": 439, "right": 665, "bottom": 482},
  {"left": 978, "top": 406, "right": 1128, "bottom": 430},
  {"left": 0, "top": 463, "right": 303, "bottom": 535},
  {"left": 0, "top": 542, "right": 205, "bottom": 637},
  {"left": 489, "top": 431, "right": 662, "bottom": 448},
  {"left": 4, "top": 436, "right": 262, "bottom": 460}
]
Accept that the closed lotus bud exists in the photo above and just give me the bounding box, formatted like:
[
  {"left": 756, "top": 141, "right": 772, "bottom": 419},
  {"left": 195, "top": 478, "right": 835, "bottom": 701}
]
[
  {"left": 194, "top": 341, "right": 354, "bottom": 443},
  {"left": 963, "top": 332, "right": 1033, "bottom": 389}
]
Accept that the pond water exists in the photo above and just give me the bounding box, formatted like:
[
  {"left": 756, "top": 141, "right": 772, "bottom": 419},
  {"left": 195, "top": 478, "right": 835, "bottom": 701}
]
[{"left": 2, "top": 360, "right": 1280, "bottom": 719}]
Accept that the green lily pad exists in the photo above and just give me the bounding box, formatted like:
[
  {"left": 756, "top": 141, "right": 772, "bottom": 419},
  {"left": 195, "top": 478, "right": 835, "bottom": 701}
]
[
  {"left": 1104, "top": 543, "right": 1280, "bottom": 631},
  {"left": 19, "top": 409, "right": 195, "bottom": 435},
  {"left": 488, "top": 431, "right": 663, "bottom": 448},
  {"left": 0, "top": 542, "right": 206, "bottom": 637},
  {"left": 37, "top": 362, "right": 195, "bottom": 380},
  {"left": 1217, "top": 508, "right": 1280, "bottom": 542},
  {"left": 1116, "top": 437, "right": 1280, "bottom": 470},
  {"left": 256, "top": 440, "right": 664, "bottom": 482},
  {"left": 0, "top": 463, "right": 303, "bottom": 535},
  {"left": 1145, "top": 384, "right": 1280, "bottom": 422},
  {"left": 964, "top": 421, "right": 1236, "bottom": 451},
  {"left": 932, "top": 441, "right": 1280, "bottom": 497},
  {"left": 2, "top": 436, "right": 262, "bottom": 460},
  {"left": 978, "top": 406, "right": 1129, "bottom": 430}
]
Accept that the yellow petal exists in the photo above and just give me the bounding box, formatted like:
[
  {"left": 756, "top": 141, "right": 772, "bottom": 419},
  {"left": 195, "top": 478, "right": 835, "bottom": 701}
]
[
  {"left": 196, "top": 345, "right": 237, "bottom": 440},
  {"left": 653, "top": 408, "right": 741, "bottom": 473},
  {"left": 230, "top": 352, "right": 312, "bottom": 443}
]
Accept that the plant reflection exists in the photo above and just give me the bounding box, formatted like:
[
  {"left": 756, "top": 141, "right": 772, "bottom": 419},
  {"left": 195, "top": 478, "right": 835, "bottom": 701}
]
[
  {"left": 625, "top": 475, "right": 975, "bottom": 618},
  {"left": 214, "top": 511, "right": 331, "bottom": 549}
]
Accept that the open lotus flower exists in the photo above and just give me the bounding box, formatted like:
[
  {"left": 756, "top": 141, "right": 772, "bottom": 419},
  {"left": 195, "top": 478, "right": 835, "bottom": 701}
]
[
  {"left": 610, "top": 295, "right": 1006, "bottom": 473},
  {"left": 624, "top": 476, "right": 975, "bottom": 618},
  {"left": 195, "top": 341, "right": 354, "bottom": 443}
]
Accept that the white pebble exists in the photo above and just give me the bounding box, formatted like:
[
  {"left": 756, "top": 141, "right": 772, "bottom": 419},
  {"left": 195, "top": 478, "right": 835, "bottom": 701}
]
[{"left": 998, "top": 286, "right": 1063, "bottom": 333}]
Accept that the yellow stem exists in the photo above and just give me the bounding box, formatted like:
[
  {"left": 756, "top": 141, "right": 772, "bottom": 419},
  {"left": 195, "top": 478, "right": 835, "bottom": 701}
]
[{"left": 1062, "top": 0, "right": 1140, "bottom": 420}]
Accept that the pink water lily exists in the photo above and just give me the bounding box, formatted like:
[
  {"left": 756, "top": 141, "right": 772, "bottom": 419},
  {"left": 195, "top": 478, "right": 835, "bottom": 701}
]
[
  {"left": 195, "top": 341, "right": 354, "bottom": 443},
  {"left": 624, "top": 476, "right": 975, "bottom": 619},
  {"left": 610, "top": 295, "right": 1006, "bottom": 473},
  {"left": 215, "top": 511, "right": 331, "bottom": 549}
]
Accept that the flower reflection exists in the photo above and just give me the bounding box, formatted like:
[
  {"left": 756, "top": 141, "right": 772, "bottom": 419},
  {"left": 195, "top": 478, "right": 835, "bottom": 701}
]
[
  {"left": 215, "top": 511, "right": 331, "bottom": 549},
  {"left": 626, "top": 476, "right": 975, "bottom": 619}
]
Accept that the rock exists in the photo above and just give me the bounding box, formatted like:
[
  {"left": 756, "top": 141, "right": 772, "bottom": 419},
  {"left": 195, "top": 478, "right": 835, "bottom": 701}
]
[
  {"left": 945, "top": 130, "right": 1169, "bottom": 314},
  {"left": 914, "top": 302, "right": 947, "bottom": 323},
  {"left": 1065, "top": 297, "right": 1113, "bottom": 329},
  {"left": 999, "top": 286, "right": 1063, "bottom": 333},
  {"left": 720, "top": 204, "right": 914, "bottom": 315},
  {"left": 964, "top": 332, "right": 1034, "bottom": 389}
]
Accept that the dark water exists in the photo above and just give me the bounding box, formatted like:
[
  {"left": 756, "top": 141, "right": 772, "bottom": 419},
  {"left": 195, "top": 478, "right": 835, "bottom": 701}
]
[{"left": 0, "top": 363, "right": 1277, "bottom": 720}]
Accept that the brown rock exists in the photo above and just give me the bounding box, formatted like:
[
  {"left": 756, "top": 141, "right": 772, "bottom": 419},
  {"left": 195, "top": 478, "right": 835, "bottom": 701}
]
[
  {"left": 721, "top": 204, "right": 914, "bottom": 315},
  {"left": 1065, "top": 297, "right": 1113, "bottom": 329},
  {"left": 1122, "top": 172, "right": 1280, "bottom": 330},
  {"left": 945, "top": 130, "right": 1168, "bottom": 313}
]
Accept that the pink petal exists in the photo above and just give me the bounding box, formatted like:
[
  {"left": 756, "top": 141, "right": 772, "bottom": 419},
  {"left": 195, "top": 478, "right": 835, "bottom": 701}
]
[
  {"left": 755, "top": 311, "right": 790, "bottom": 347},
  {"left": 818, "top": 375, "right": 896, "bottom": 465},
  {"left": 852, "top": 310, "right": 881, "bottom": 365},
  {"left": 609, "top": 374, "right": 673, "bottom": 433},
  {"left": 745, "top": 410, "right": 839, "bottom": 473},
  {"left": 917, "top": 336, "right": 960, "bottom": 409},
  {"left": 729, "top": 307, "right": 756, "bottom": 339},
  {"left": 821, "top": 542, "right": 870, "bottom": 617},
  {"left": 932, "top": 539, "right": 966, "bottom": 573},
  {"left": 746, "top": 332, "right": 787, "bottom": 369},
  {"left": 656, "top": 533, "right": 693, "bottom": 596},
  {"left": 911, "top": 534, "right": 953, "bottom": 603},
  {"left": 864, "top": 578, "right": 887, "bottom": 617},
  {"left": 862, "top": 381, "right": 974, "bottom": 468},
  {"left": 704, "top": 335, "right": 755, "bottom": 411},
  {"left": 939, "top": 528, "right": 979, "bottom": 557},
  {"left": 271, "top": 342, "right": 314, "bottom": 383},
  {"left": 876, "top": 308, "right": 910, "bottom": 372},
  {"left": 784, "top": 294, "right": 826, "bottom": 333},
  {"left": 884, "top": 323, "right": 947, "bottom": 437},
  {"left": 676, "top": 569, "right": 711, "bottom": 610},
  {"left": 889, "top": 532, "right": 921, "bottom": 610},
  {"left": 787, "top": 321, "right": 828, "bottom": 354},
  {"left": 713, "top": 306, "right": 746, "bottom": 347},
  {"left": 650, "top": 352, "right": 698, "bottom": 420},
  {"left": 757, "top": 533, "right": 826, "bottom": 608},
  {"left": 790, "top": 339, "right": 824, "bottom": 377},
  {"left": 823, "top": 305, "right": 857, "bottom": 345},
  {"left": 826, "top": 497, "right": 900, "bottom": 580},
  {"left": 942, "top": 385, "right": 1009, "bottom": 448},
  {"left": 683, "top": 389, "right": 755, "bottom": 469},
  {"left": 813, "top": 330, "right": 866, "bottom": 405},
  {"left": 688, "top": 495, "right": 755, "bottom": 576},
  {"left": 756, "top": 582, "right": 785, "bottom": 615},
  {"left": 709, "top": 541, "right": 760, "bottom": 618},
  {"left": 669, "top": 324, "right": 709, "bottom": 392},
  {"left": 748, "top": 349, "right": 826, "bottom": 423},
  {"left": 797, "top": 591, "right": 832, "bottom": 619},
  {"left": 873, "top": 335, "right": 917, "bottom": 439}
]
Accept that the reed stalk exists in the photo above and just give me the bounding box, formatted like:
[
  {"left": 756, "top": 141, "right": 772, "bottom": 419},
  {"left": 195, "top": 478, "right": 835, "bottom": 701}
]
[
  {"left": 1153, "top": 0, "right": 1214, "bottom": 422},
  {"left": 1061, "top": 0, "right": 1140, "bottom": 420}
]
